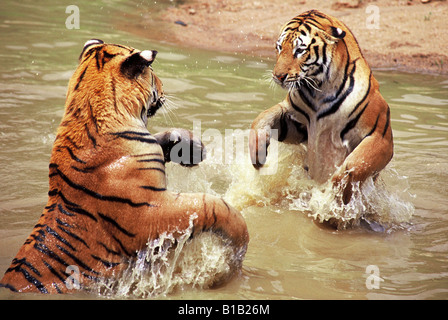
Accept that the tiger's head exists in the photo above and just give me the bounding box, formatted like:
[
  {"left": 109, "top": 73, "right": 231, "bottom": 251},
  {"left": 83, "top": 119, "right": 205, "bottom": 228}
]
[
  {"left": 273, "top": 10, "right": 352, "bottom": 90},
  {"left": 64, "top": 39, "right": 165, "bottom": 137}
]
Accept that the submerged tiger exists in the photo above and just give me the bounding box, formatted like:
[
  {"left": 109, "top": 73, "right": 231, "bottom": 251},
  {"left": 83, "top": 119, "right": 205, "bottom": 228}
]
[
  {"left": 0, "top": 39, "right": 249, "bottom": 294},
  {"left": 250, "top": 10, "right": 393, "bottom": 205}
]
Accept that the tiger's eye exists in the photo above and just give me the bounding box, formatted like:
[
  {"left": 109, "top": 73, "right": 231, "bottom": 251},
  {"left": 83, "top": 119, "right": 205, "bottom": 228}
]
[
  {"left": 276, "top": 42, "right": 282, "bottom": 53},
  {"left": 294, "top": 47, "right": 306, "bottom": 57}
]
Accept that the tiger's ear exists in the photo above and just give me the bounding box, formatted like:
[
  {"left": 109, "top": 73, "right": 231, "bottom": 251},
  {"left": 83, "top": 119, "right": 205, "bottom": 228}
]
[
  {"left": 79, "top": 39, "right": 104, "bottom": 60},
  {"left": 120, "top": 50, "right": 158, "bottom": 79},
  {"left": 316, "top": 26, "right": 346, "bottom": 44},
  {"left": 331, "top": 27, "right": 346, "bottom": 39}
]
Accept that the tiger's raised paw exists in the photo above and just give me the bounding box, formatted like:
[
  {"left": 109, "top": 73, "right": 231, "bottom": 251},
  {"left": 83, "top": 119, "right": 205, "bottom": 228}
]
[
  {"left": 249, "top": 128, "right": 270, "bottom": 169},
  {"left": 154, "top": 128, "right": 206, "bottom": 166}
]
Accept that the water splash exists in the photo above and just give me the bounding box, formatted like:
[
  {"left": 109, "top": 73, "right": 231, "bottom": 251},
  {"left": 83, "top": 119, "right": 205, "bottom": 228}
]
[
  {"left": 97, "top": 131, "right": 416, "bottom": 298},
  {"left": 222, "top": 136, "right": 415, "bottom": 232},
  {"left": 92, "top": 214, "right": 238, "bottom": 298},
  {"left": 289, "top": 171, "right": 415, "bottom": 231}
]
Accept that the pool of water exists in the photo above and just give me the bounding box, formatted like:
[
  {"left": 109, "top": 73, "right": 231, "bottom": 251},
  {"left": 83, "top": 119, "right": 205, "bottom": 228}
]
[{"left": 0, "top": 0, "right": 447, "bottom": 299}]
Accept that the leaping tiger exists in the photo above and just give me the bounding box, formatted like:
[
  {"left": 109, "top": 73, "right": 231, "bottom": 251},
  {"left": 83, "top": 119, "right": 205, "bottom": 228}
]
[
  {"left": 249, "top": 10, "right": 393, "bottom": 206},
  {"left": 0, "top": 39, "right": 249, "bottom": 294}
]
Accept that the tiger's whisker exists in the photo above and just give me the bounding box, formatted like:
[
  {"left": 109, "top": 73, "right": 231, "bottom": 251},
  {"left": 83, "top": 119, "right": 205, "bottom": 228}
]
[{"left": 302, "top": 76, "right": 322, "bottom": 92}]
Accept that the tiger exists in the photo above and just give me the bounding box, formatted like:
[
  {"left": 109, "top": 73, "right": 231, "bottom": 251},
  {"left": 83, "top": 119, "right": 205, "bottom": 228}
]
[
  {"left": 249, "top": 10, "right": 393, "bottom": 206},
  {"left": 0, "top": 39, "right": 249, "bottom": 294}
]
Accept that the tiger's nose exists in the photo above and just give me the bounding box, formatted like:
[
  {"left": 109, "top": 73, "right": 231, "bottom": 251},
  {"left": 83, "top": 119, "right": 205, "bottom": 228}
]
[{"left": 275, "top": 73, "right": 287, "bottom": 82}]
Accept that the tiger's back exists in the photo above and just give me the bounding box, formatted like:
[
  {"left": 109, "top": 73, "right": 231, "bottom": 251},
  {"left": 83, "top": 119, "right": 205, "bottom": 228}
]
[{"left": 0, "top": 40, "right": 248, "bottom": 294}]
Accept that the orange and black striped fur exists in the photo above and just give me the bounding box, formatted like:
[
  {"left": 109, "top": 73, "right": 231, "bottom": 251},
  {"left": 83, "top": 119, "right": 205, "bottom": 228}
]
[
  {"left": 250, "top": 10, "right": 393, "bottom": 204},
  {"left": 0, "top": 40, "right": 249, "bottom": 294}
]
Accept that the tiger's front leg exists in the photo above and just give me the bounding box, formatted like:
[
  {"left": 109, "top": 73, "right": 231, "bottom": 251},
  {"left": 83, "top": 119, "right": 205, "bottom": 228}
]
[
  {"left": 331, "top": 103, "right": 394, "bottom": 204},
  {"left": 154, "top": 128, "right": 206, "bottom": 167},
  {"left": 249, "top": 101, "right": 307, "bottom": 168},
  {"left": 159, "top": 192, "right": 249, "bottom": 250},
  {"left": 145, "top": 191, "right": 249, "bottom": 280}
]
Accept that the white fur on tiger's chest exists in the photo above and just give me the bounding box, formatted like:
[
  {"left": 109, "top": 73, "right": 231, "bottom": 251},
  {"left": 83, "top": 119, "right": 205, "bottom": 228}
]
[
  {"left": 304, "top": 115, "right": 348, "bottom": 183},
  {"left": 289, "top": 88, "right": 362, "bottom": 182}
]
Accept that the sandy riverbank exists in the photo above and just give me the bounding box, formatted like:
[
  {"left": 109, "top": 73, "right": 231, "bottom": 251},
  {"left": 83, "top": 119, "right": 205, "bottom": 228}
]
[{"left": 131, "top": 0, "right": 447, "bottom": 74}]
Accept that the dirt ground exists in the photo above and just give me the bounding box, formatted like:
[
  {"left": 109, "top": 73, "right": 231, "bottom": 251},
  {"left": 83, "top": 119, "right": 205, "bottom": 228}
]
[{"left": 135, "top": 0, "right": 448, "bottom": 75}]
